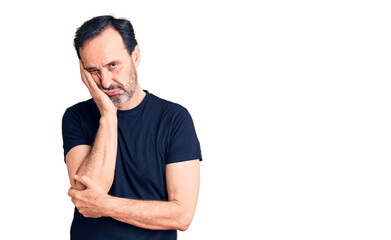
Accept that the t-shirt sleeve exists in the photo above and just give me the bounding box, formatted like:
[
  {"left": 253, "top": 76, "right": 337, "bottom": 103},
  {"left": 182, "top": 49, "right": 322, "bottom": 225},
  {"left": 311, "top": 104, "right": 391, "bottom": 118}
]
[
  {"left": 166, "top": 108, "right": 202, "bottom": 164},
  {"left": 62, "top": 107, "right": 91, "bottom": 161}
]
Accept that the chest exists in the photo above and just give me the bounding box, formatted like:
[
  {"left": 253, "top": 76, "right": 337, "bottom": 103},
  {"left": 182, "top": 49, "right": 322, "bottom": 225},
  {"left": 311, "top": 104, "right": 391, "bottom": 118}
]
[{"left": 108, "top": 115, "right": 172, "bottom": 199}]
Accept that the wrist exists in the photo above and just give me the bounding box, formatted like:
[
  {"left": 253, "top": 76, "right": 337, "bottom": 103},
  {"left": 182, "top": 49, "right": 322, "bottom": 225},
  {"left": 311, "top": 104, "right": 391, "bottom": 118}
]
[
  {"left": 103, "top": 195, "right": 117, "bottom": 218},
  {"left": 100, "top": 115, "right": 117, "bottom": 125}
]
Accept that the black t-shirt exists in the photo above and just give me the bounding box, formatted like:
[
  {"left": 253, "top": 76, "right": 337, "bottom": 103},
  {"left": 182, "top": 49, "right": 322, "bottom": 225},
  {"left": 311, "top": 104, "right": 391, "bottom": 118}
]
[{"left": 62, "top": 91, "right": 202, "bottom": 240}]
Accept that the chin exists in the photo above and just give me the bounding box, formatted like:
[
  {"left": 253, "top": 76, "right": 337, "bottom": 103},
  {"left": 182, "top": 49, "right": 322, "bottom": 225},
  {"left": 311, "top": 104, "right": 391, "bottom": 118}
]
[{"left": 110, "top": 93, "right": 133, "bottom": 108}]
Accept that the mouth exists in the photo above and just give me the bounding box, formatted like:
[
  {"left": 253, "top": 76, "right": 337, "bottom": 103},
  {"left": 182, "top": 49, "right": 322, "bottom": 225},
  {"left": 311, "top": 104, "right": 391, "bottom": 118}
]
[{"left": 105, "top": 89, "right": 121, "bottom": 96}]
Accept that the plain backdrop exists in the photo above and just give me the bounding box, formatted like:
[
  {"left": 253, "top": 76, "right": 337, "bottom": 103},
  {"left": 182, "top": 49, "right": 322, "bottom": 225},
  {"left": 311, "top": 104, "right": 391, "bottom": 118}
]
[{"left": 1, "top": 0, "right": 390, "bottom": 239}]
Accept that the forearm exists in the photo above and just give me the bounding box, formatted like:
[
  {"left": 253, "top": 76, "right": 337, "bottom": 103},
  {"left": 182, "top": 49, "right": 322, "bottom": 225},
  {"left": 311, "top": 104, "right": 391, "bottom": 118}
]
[
  {"left": 75, "top": 116, "right": 117, "bottom": 191},
  {"left": 104, "top": 197, "right": 193, "bottom": 231}
]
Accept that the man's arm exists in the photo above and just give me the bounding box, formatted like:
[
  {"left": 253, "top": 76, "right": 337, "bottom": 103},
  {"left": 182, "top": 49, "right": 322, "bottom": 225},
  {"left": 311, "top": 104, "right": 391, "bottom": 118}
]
[
  {"left": 66, "top": 116, "right": 117, "bottom": 191},
  {"left": 66, "top": 61, "right": 118, "bottom": 192},
  {"left": 68, "top": 159, "right": 200, "bottom": 231}
]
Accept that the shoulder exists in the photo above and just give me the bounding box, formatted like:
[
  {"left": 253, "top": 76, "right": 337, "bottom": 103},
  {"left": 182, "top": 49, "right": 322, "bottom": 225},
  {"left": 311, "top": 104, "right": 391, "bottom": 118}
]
[
  {"left": 148, "top": 93, "right": 189, "bottom": 117},
  {"left": 63, "top": 98, "right": 98, "bottom": 119},
  {"left": 64, "top": 98, "right": 95, "bottom": 114},
  {"left": 149, "top": 93, "right": 202, "bottom": 164},
  {"left": 147, "top": 93, "right": 197, "bottom": 133}
]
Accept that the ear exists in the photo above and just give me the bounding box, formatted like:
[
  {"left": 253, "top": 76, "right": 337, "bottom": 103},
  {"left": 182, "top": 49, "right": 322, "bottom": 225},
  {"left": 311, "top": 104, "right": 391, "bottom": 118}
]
[{"left": 131, "top": 45, "right": 141, "bottom": 68}]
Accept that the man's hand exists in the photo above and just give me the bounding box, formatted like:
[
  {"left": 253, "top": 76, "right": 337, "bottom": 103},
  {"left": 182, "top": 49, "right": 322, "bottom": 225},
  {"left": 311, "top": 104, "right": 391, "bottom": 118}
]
[
  {"left": 68, "top": 175, "right": 111, "bottom": 218},
  {"left": 79, "top": 61, "right": 117, "bottom": 117}
]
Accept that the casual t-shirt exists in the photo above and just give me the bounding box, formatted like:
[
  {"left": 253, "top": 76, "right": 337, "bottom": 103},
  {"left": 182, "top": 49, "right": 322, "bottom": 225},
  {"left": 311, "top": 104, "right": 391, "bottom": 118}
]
[{"left": 62, "top": 90, "right": 202, "bottom": 240}]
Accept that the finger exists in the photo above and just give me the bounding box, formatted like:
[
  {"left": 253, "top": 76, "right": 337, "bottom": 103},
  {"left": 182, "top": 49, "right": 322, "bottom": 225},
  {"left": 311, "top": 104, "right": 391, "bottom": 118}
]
[
  {"left": 79, "top": 209, "right": 93, "bottom": 218},
  {"left": 68, "top": 188, "right": 77, "bottom": 197},
  {"left": 74, "top": 200, "right": 85, "bottom": 209},
  {"left": 79, "top": 61, "right": 91, "bottom": 88},
  {"left": 79, "top": 61, "right": 100, "bottom": 92},
  {"left": 74, "top": 175, "right": 96, "bottom": 189},
  {"left": 79, "top": 61, "right": 100, "bottom": 94},
  {"left": 87, "top": 212, "right": 101, "bottom": 218},
  {"left": 72, "top": 198, "right": 81, "bottom": 208},
  {"left": 79, "top": 208, "right": 85, "bottom": 215},
  {"left": 73, "top": 175, "right": 84, "bottom": 185},
  {"left": 80, "top": 209, "right": 101, "bottom": 218}
]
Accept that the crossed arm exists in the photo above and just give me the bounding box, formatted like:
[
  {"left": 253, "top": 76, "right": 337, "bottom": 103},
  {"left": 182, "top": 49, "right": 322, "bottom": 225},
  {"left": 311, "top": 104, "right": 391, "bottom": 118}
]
[
  {"left": 67, "top": 159, "right": 200, "bottom": 231},
  {"left": 65, "top": 115, "right": 200, "bottom": 231}
]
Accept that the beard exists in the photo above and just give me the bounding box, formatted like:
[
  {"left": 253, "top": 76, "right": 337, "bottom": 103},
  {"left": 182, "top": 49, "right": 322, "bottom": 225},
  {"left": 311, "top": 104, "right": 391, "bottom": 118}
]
[{"left": 99, "top": 68, "right": 138, "bottom": 108}]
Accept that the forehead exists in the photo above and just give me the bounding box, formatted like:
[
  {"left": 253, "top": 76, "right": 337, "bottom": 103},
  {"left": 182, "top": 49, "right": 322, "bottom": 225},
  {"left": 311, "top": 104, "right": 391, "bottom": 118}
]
[{"left": 80, "top": 27, "right": 130, "bottom": 66}]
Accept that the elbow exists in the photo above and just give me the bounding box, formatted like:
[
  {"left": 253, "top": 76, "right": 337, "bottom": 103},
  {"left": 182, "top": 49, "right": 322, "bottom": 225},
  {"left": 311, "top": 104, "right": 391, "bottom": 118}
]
[
  {"left": 176, "top": 212, "right": 194, "bottom": 232},
  {"left": 178, "top": 224, "right": 190, "bottom": 232},
  {"left": 170, "top": 199, "right": 197, "bottom": 231}
]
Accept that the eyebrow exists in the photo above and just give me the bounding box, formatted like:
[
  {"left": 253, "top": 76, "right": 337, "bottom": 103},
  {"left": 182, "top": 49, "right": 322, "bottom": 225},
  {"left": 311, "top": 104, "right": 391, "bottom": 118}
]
[
  {"left": 84, "top": 61, "right": 118, "bottom": 72},
  {"left": 85, "top": 66, "right": 97, "bottom": 72}
]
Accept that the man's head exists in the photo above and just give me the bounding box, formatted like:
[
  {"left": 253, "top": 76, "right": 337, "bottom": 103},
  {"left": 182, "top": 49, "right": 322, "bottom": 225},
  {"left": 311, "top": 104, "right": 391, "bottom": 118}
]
[
  {"left": 74, "top": 15, "right": 140, "bottom": 109},
  {"left": 74, "top": 15, "right": 138, "bottom": 60}
]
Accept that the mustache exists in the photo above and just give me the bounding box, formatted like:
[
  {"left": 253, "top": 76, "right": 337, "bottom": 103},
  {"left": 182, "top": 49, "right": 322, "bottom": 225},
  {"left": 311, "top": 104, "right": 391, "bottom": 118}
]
[{"left": 98, "top": 84, "right": 123, "bottom": 91}]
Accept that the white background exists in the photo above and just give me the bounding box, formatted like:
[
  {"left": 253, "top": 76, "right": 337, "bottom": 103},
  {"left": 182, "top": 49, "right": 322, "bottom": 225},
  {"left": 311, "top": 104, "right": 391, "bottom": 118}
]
[{"left": 1, "top": 0, "right": 390, "bottom": 239}]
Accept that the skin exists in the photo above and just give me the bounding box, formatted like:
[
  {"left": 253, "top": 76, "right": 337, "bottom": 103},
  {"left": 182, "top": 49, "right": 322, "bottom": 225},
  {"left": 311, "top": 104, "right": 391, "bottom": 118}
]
[{"left": 66, "top": 27, "right": 200, "bottom": 231}]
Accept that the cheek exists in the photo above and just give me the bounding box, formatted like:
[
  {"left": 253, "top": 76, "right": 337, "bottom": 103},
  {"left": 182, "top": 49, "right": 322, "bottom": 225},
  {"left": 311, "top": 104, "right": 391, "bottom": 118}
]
[
  {"left": 114, "top": 66, "right": 122, "bottom": 74},
  {"left": 116, "top": 70, "right": 128, "bottom": 83}
]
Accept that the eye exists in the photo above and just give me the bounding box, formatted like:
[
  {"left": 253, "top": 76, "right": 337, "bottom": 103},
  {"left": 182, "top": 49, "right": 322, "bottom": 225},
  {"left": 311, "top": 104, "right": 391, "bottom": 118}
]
[{"left": 110, "top": 62, "right": 117, "bottom": 68}]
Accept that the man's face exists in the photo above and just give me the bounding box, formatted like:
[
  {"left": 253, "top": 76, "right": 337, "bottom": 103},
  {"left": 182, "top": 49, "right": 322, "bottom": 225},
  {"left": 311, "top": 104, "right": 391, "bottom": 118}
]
[{"left": 79, "top": 27, "right": 138, "bottom": 108}]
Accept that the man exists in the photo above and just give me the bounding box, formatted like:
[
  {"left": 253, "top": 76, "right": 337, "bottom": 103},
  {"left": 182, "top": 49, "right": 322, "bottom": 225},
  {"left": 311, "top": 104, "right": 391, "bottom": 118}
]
[{"left": 62, "top": 15, "right": 202, "bottom": 240}]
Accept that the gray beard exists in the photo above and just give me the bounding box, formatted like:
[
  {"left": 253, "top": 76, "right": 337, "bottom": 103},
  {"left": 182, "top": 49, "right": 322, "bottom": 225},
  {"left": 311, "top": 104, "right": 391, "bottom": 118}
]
[{"left": 109, "top": 90, "right": 135, "bottom": 108}]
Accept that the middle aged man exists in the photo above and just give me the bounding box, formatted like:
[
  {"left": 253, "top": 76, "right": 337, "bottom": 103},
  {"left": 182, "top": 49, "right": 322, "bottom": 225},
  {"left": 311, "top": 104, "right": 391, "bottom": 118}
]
[{"left": 63, "top": 15, "right": 202, "bottom": 239}]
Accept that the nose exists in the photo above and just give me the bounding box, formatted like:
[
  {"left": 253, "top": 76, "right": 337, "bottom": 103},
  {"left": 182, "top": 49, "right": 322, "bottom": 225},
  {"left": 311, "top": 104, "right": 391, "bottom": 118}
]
[{"left": 100, "top": 70, "right": 113, "bottom": 89}]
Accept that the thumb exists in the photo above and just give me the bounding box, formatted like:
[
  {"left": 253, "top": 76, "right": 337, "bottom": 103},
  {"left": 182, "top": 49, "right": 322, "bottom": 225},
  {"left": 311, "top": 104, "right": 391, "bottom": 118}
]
[{"left": 74, "top": 175, "right": 95, "bottom": 188}]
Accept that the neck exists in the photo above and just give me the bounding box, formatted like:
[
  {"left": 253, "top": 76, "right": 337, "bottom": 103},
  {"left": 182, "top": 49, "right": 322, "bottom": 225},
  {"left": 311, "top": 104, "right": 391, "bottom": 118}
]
[{"left": 117, "top": 84, "right": 146, "bottom": 111}]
